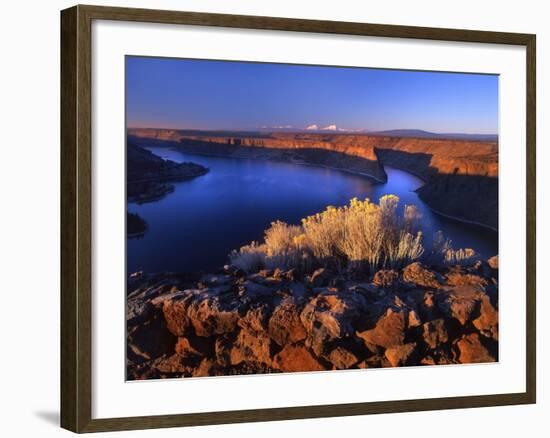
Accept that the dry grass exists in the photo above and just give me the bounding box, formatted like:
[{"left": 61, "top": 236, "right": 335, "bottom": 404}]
[
  {"left": 229, "top": 195, "right": 478, "bottom": 275},
  {"left": 228, "top": 242, "right": 267, "bottom": 273},
  {"left": 427, "top": 230, "right": 479, "bottom": 266}
]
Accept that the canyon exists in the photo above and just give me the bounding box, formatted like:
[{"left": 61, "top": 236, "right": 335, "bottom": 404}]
[{"left": 128, "top": 129, "right": 498, "bottom": 229}]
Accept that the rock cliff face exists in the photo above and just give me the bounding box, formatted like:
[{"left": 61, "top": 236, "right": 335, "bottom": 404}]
[
  {"left": 128, "top": 129, "right": 498, "bottom": 229},
  {"left": 127, "top": 259, "right": 499, "bottom": 379}
]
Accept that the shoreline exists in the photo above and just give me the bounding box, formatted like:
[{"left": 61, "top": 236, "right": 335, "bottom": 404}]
[
  {"left": 166, "top": 145, "right": 497, "bottom": 231},
  {"left": 168, "top": 145, "right": 389, "bottom": 184},
  {"left": 137, "top": 140, "right": 497, "bottom": 231},
  {"left": 421, "top": 204, "right": 499, "bottom": 233}
]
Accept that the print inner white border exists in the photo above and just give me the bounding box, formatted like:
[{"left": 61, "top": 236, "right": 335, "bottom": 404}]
[{"left": 92, "top": 19, "right": 526, "bottom": 419}]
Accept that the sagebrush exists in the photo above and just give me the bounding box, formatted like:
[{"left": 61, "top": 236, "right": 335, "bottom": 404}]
[{"left": 229, "top": 195, "right": 475, "bottom": 275}]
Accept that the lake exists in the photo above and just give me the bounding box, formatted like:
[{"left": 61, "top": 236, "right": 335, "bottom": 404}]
[{"left": 127, "top": 146, "right": 498, "bottom": 274}]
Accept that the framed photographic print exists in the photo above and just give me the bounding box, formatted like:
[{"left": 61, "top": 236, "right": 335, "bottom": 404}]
[{"left": 60, "top": 4, "right": 536, "bottom": 433}]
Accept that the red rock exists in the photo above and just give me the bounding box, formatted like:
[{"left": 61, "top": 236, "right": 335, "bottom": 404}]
[
  {"left": 238, "top": 304, "right": 270, "bottom": 333},
  {"left": 385, "top": 343, "right": 417, "bottom": 367},
  {"left": 268, "top": 300, "right": 307, "bottom": 346},
  {"left": 402, "top": 262, "right": 442, "bottom": 288},
  {"left": 456, "top": 333, "right": 495, "bottom": 363},
  {"left": 151, "top": 354, "right": 193, "bottom": 375},
  {"left": 174, "top": 336, "right": 212, "bottom": 359},
  {"left": 174, "top": 337, "right": 200, "bottom": 357},
  {"left": 422, "top": 319, "right": 448, "bottom": 349},
  {"left": 373, "top": 270, "right": 399, "bottom": 289},
  {"left": 187, "top": 295, "right": 239, "bottom": 337},
  {"left": 408, "top": 309, "right": 422, "bottom": 328},
  {"left": 472, "top": 295, "right": 499, "bottom": 340},
  {"left": 214, "top": 336, "right": 233, "bottom": 367},
  {"left": 487, "top": 255, "right": 499, "bottom": 269},
  {"left": 446, "top": 269, "right": 487, "bottom": 288},
  {"left": 356, "top": 308, "right": 406, "bottom": 349},
  {"left": 230, "top": 330, "right": 272, "bottom": 365},
  {"left": 356, "top": 355, "right": 392, "bottom": 368},
  {"left": 327, "top": 346, "right": 358, "bottom": 369},
  {"left": 162, "top": 293, "right": 195, "bottom": 336},
  {"left": 192, "top": 358, "right": 218, "bottom": 377},
  {"left": 437, "top": 286, "right": 484, "bottom": 325},
  {"left": 272, "top": 345, "right": 325, "bottom": 372},
  {"left": 300, "top": 290, "right": 367, "bottom": 355},
  {"left": 420, "top": 356, "right": 437, "bottom": 366}
]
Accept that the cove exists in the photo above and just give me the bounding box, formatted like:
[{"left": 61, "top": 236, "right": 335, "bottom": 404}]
[{"left": 127, "top": 146, "right": 498, "bottom": 274}]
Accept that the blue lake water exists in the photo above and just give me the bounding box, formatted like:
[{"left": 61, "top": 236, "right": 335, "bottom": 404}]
[{"left": 127, "top": 147, "right": 498, "bottom": 274}]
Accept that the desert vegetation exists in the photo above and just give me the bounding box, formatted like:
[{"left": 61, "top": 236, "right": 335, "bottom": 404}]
[{"left": 229, "top": 195, "right": 477, "bottom": 275}]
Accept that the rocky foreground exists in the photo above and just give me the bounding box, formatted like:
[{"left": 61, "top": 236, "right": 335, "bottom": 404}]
[{"left": 127, "top": 257, "right": 498, "bottom": 379}]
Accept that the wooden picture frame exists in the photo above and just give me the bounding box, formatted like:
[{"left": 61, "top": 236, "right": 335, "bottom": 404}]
[{"left": 61, "top": 4, "right": 536, "bottom": 433}]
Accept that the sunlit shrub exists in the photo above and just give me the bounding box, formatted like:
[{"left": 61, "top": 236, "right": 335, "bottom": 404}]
[
  {"left": 336, "top": 197, "right": 383, "bottom": 271},
  {"left": 264, "top": 221, "right": 302, "bottom": 255},
  {"left": 426, "top": 231, "right": 478, "bottom": 266},
  {"left": 385, "top": 231, "right": 425, "bottom": 269},
  {"left": 228, "top": 242, "right": 266, "bottom": 273},
  {"left": 301, "top": 205, "right": 346, "bottom": 262},
  {"left": 228, "top": 195, "right": 433, "bottom": 275},
  {"left": 444, "top": 247, "right": 478, "bottom": 265}
]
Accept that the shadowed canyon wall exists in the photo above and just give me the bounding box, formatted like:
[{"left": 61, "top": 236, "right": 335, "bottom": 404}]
[{"left": 128, "top": 129, "right": 498, "bottom": 229}]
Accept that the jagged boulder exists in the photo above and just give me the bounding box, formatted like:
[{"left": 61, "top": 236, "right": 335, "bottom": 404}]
[
  {"left": 445, "top": 268, "right": 488, "bottom": 288},
  {"left": 193, "top": 358, "right": 218, "bottom": 377},
  {"left": 437, "top": 286, "right": 484, "bottom": 325},
  {"left": 214, "top": 335, "right": 234, "bottom": 367},
  {"left": 161, "top": 290, "right": 199, "bottom": 336},
  {"left": 456, "top": 333, "right": 495, "bottom": 363},
  {"left": 327, "top": 346, "right": 359, "bottom": 369},
  {"left": 238, "top": 303, "right": 271, "bottom": 333},
  {"left": 472, "top": 295, "right": 499, "bottom": 340},
  {"left": 373, "top": 269, "right": 399, "bottom": 289},
  {"left": 385, "top": 343, "right": 417, "bottom": 367},
  {"left": 272, "top": 344, "right": 324, "bottom": 372},
  {"left": 127, "top": 253, "right": 500, "bottom": 378},
  {"left": 402, "top": 262, "right": 442, "bottom": 288},
  {"left": 422, "top": 318, "right": 449, "bottom": 349},
  {"left": 186, "top": 290, "right": 242, "bottom": 337},
  {"left": 174, "top": 336, "right": 213, "bottom": 360},
  {"left": 356, "top": 307, "right": 407, "bottom": 349},
  {"left": 150, "top": 354, "right": 193, "bottom": 375},
  {"left": 230, "top": 329, "right": 272, "bottom": 366},
  {"left": 300, "top": 289, "right": 367, "bottom": 355},
  {"left": 268, "top": 298, "right": 307, "bottom": 346}
]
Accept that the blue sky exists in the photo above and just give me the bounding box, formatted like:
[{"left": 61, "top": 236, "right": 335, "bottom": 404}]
[{"left": 126, "top": 56, "right": 498, "bottom": 134}]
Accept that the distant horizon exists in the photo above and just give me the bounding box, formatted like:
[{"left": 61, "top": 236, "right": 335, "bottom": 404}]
[
  {"left": 127, "top": 125, "right": 498, "bottom": 136},
  {"left": 126, "top": 57, "right": 499, "bottom": 135}
]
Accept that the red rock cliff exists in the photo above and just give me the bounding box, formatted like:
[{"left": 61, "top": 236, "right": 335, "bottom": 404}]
[{"left": 128, "top": 129, "right": 498, "bottom": 229}]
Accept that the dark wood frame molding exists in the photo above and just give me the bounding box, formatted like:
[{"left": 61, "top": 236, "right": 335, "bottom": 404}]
[{"left": 61, "top": 4, "right": 536, "bottom": 433}]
